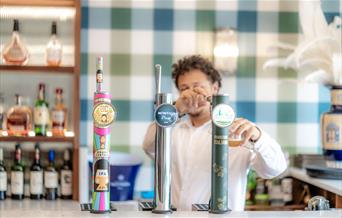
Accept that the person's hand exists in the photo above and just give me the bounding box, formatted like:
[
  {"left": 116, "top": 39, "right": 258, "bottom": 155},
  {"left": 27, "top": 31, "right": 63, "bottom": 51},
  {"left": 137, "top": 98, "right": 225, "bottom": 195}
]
[
  {"left": 175, "top": 87, "right": 209, "bottom": 115},
  {"left": 229, "top": 118, "right": 261, "bottom": 145}
]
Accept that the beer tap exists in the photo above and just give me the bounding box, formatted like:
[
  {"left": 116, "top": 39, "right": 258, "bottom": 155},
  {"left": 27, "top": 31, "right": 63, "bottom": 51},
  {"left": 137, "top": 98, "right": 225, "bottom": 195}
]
[
  {"left": 192, "top": 94, "right": 235, "bottom": 214},
  {"left": 139, "top": 64, "right": 178, "bottom": 213},
  {"left": 80, "top": 57, "right": 117, "bottom": 213}
]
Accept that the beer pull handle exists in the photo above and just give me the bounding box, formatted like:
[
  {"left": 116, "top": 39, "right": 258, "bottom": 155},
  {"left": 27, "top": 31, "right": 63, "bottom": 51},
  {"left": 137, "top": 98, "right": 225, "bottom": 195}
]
[{"left": 155, "top": 64, "right": 162, "bottom": 95}]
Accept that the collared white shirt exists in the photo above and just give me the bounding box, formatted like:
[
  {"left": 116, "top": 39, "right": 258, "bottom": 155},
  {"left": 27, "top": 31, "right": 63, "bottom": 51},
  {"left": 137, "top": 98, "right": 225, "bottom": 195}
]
[{"left": 143, "top": 117, "right": 287, "bottom": 211}]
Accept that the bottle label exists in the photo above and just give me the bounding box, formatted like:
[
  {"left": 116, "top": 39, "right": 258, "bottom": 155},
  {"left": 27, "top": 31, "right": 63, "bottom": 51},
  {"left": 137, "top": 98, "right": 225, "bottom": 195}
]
[
  {"left": 94, "top": 159, "right": 109, "bottom": 192},
  {"left": 44, "top": 171, "right": 58, "bottom": 188},
  {"left": 10, "top": 125, "right": 25, "bottom": 131},
  {"left": 34, "top": 106, "right": 49, "bottom": 125},
  {"left": 52, "top": 110, "right": 64, "bottom": 124},
  {"left": 331, "top": 89, "right": 342, "bottom": 106},
  {"left": 11, "top": 171, "right": 23, "bottom": 194},
  {"left": 322, "top": 114, "right": 342, "bottom": 150},
  {"left": 281, "top": 178, "right": 292, "bottom": 202},
  {"left": 30, "top": 171, "right": 43, "bottom": 195},
  {"left": 61, "top": 170, "right": 72, "bottom": 195},
  {"left": 0, "top": 171, "right": 7, "bottom": 191}
]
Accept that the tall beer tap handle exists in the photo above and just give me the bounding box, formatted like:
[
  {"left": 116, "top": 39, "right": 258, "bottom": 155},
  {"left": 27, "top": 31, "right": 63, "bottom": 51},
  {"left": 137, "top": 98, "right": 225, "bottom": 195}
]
[{"left": 155, "top": 64, "right": 162, "bottom": 94}]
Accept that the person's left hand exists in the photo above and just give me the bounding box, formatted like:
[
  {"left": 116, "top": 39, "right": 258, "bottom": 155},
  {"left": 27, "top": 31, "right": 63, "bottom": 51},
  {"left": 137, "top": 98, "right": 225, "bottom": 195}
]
[{"left": 229, "top": 118, "right": 261, "bottom": 145}]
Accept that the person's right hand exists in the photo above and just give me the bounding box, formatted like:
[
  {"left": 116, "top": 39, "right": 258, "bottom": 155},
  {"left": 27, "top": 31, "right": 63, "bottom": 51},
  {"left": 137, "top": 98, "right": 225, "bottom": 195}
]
[{"left": 175, "top": 87, "right": 209, "bottom": 116}]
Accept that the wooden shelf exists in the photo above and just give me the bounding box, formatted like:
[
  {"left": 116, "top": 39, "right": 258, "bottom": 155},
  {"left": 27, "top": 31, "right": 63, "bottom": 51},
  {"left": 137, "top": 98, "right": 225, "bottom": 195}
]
[
  {"left": 0, "top": 135, "right": 74, "bottom": 143},
  {"left": 0, "top": 0, "right": 81, "bottom": 201},
  {"left": 245, "top": 204, "right": 306, "bottom": 211},
  {"left": 0, "top": 65, "right": 74, "bottom": 74},
  {"left": 0, "top": 0, "right": 76, "bottom": 7}
]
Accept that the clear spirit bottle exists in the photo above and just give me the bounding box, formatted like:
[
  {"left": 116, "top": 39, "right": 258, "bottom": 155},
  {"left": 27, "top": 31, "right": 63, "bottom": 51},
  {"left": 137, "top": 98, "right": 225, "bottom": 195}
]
[{"left": 46, "top": 21, "right": 62, "bottom": 66}]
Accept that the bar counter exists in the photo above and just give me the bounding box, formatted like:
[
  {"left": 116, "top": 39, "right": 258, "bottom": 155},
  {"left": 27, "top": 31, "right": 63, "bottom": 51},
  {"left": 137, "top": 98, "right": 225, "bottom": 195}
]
[
  {"left": 1, "top": 199, "right": 341, "bottom": 218},
  {"left": 289, "top": 167, "right": 342, "bottom": 195}
]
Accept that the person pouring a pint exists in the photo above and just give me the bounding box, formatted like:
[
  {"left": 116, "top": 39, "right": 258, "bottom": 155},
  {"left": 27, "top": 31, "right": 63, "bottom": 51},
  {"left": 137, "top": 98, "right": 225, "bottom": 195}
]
[{"left": 142, "top": 55, "right": 287, "bottom": 211}]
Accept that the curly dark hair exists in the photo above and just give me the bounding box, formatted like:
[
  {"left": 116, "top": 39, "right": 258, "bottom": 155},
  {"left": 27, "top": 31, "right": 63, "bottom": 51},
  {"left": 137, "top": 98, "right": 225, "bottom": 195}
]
[{"left": 172, "top": 55, "right": 222, "bottom": 89}]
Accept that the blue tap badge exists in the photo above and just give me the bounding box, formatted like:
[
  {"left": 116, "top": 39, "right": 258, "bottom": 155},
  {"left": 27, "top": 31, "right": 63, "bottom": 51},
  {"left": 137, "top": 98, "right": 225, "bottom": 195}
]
[{"left": 155, "top": 103, "right": 178, "bottom": 128}]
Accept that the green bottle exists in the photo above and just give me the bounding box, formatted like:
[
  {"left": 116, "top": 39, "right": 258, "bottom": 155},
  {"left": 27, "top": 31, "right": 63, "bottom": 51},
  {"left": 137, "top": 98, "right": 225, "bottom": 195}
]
[
  {"left": 34, "top": 83, "right": 49, "bottom": 136},
  {"left": 45, "top": 150, "right": 58, "bottom": 200},
  {"left": 0, "top": 148, "right": 7, "bottom": 200},
  {"left": 11, "top": 143, "right": 25, "bottom": 200},
  {"left": 245, "top": 170, "right": 257, "bottom": 205},
  {"left": 30, "top": 143, "right": 43, "bottom": 199}
]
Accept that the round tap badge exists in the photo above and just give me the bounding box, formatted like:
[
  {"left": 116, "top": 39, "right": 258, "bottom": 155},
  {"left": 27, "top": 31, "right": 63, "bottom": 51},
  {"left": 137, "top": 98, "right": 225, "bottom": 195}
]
[
  {"left": 212, "top": 104, "right": 235, "bottom": 128},
  {"left": 93, "top": 103, "right": 116, "bottom": 128},
  {"left": 155, "top": 103, "right": 178, "bottom": 128}
]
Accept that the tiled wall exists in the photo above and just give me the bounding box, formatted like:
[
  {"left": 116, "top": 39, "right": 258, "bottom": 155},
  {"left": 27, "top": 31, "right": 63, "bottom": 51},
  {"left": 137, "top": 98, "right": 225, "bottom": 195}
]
[{"left": 80, "top": 0, "right": 341, "bottom": 193}]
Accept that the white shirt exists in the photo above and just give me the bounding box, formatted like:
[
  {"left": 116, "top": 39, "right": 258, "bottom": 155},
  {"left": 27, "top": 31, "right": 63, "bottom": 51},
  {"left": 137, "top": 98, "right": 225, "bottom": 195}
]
[{"left": 142, "top": 117, "right": 287, "bottom": 211}]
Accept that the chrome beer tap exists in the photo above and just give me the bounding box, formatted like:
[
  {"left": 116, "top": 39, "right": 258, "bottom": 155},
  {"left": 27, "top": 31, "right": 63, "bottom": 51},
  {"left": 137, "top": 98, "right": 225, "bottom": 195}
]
[
  {"left": 138, "top": 65, "right": 177, "bottom": 213},
  {"left": 152, "top": 64, "right": 178, "bottom": 214}
]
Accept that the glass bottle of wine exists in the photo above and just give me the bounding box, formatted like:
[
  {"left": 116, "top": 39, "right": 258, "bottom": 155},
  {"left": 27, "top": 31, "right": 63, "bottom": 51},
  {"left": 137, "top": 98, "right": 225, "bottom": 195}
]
[
  {"left": 30, "top": 143, "right": 43, "bottom": 199},
  {"left": 60, "top": 149, "right": 72, "bottom": 199},
  {"left": 0, "top": 148, "right": 7, "bottom": 200},
  {"left": 44, "top": 150, "right": 58, "bottom": 200},
  {"left": 11, "top": 143, "right": 24, "bottom": 200},
  {"left": 34, "top": 83, "right": 49, "bottom": 136},
  {"left": 2, "top": 19, "right": 29, "bottom": 65}
]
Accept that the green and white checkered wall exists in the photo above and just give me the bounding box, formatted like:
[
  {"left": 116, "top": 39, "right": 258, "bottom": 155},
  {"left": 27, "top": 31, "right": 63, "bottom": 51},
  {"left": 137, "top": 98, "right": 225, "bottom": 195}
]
[{"left": 80, "top": 0, "right": 341, "bottom": 193}]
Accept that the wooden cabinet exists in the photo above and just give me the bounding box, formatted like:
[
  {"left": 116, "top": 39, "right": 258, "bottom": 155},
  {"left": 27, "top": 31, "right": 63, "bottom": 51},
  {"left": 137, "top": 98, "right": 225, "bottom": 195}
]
[{"left": 0, "top": 0, "right": 80, "bottom": 200}]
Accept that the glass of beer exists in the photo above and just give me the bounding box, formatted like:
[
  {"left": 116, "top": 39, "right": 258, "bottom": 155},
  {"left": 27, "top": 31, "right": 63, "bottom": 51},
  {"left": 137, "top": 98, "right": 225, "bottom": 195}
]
[{"left": 228, "top": 133, "right": 243, "bottom": 147}]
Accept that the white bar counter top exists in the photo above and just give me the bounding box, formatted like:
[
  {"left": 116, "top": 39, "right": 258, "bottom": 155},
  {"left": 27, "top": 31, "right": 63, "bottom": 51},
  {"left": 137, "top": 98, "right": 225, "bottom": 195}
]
[
  {"left": 1, "top": 199, "right": 341, "bottom": 218},
  {"left": 289, "top": 167, "right": 342, "bottom": 196}
]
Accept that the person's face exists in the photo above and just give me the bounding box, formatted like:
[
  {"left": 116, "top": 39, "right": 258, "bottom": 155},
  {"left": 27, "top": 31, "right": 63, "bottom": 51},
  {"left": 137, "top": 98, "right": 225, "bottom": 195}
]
[{"left": 177, "top": 69, "right": 219, "bottom": 116}]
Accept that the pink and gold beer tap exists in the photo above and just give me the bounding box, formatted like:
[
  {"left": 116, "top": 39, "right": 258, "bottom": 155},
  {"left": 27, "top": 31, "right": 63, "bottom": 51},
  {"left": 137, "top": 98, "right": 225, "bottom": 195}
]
[{"left": 91, "top": 57, "right": 116, "bottom": 213}]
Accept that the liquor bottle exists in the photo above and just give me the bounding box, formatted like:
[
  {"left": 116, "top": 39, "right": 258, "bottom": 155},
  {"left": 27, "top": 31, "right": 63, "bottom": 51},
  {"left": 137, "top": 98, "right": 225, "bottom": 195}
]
[
  {"left": 321, "top": 85, "right": 342, "bottom": 160},
  {"left": 60, "top": 149, "right": 72, "bottom": 199},
  {"left": 51, "top": 88, "right": 67, "bottom": 136},
  {"left": 30, "top": 143, "right": 43, "bottom": 199},
  {"left": 6, "top": 94, "right": 33, "bottom": 136},
  {"left": 44, "top": 150, "right": 58, "bottom": 200},
  {"left": 0, "top": 93, "right": 5, "bottom": 131},
  {"left": 2, "top": 19, "right": 29, "bottom": 65},
  {"left": 34, "top": 83, "right": 49, "bottom": 136},
  {"left": 281, "top": 177, "right": 293, "bottom": 205},
  {"left": 11, "top": 144, "right": 24, "bottom": 200},
  {"left": 46, "top": 21, "right": 62, "bottom": 66},
  {"left": 254, "top": 178, "right": 269, "bottom": 205},
  {"left": 245, "top": 170, "right": 257, "bottom": 205},
  {"left": 0, "top": 148, "right": 7, "bottom": 200},
  {"left": 268, "top": 178, "right": 284, "bottom": 206}
]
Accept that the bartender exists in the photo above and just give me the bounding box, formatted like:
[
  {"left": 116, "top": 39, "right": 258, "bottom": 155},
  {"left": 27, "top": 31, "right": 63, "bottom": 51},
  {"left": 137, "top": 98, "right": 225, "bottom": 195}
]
[{"left": 142, "top": 55, "right": 287, "bottom": 211}]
